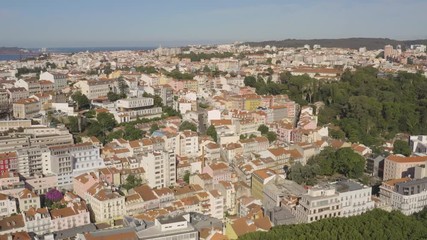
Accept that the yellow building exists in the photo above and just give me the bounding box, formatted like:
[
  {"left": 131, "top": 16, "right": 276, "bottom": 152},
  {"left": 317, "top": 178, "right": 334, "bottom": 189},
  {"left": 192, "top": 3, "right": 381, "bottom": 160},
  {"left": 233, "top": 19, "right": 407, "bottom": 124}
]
[
  {"left": 243, "top": 94, "right": 262, "bottom": 111},
  {"left": 251, "top": 168, "right": 277, "bottom": 200},
  {"left": 109, "top": 70, "right": 122, "bottom": 79}
]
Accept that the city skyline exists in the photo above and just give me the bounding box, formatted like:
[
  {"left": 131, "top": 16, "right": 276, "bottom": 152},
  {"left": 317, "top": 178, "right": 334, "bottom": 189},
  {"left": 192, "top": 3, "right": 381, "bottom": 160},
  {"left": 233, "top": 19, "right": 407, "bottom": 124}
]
[{"left": 1, "top": 0, "right": 427, "bottom": 48}]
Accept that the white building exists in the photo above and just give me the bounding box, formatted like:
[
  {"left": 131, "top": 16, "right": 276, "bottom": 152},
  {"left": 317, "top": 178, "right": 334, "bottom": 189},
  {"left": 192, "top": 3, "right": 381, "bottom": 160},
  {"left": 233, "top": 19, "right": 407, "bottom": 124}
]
[
  {"left": 179, "top": 130, "right": 199, "bottom": 157},
  {"left": 410, "top": 135, "right": 427, "bottom": 154},
  {"left": 86, "top": 188, "right": 125, "bottom": 224},
  {"left": 0, "top": 193, "right": 18, "bottom": 217},
  {"left": 140, "top": 151, "right": 176, "bottom": 189},
  {"left": 294, "top": 185, "right": 341, "bottom": 223},
  {"left": 333, "top": 180, "right": 374, "bottom": 217},
  {"left": 39, "top": 71, "right": 68, "bottom": 91}
]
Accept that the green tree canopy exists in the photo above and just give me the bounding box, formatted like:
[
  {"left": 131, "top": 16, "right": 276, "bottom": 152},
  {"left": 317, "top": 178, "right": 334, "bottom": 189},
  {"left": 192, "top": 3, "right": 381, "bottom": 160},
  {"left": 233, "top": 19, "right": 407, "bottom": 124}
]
[
  {"left": 265, "top": 131, "right": 277, "bottom": 143},
  {"left": 179, "top": 121, "right": 197, "bottom": 132},
  {"left": 258, "top": 124, "right": 269, "bottom": 135},
  {"left": 207, "top": 125, "right": 218, "bottom": 142},
  {"left": 393, "top": 140, "right": 411, "bottom": 156},
  {"left": 71, "top": 91, "right": 90, "bottom": 110},
  {"left": 240, "top": 209, "right": 427, "bottom": 240}
]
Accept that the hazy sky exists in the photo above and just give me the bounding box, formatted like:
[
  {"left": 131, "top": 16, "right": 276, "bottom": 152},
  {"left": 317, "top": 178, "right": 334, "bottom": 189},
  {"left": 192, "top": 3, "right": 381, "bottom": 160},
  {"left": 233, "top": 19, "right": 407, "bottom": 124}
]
[{"left": 1, "top": 0, "right": 426, "bottom": 48}]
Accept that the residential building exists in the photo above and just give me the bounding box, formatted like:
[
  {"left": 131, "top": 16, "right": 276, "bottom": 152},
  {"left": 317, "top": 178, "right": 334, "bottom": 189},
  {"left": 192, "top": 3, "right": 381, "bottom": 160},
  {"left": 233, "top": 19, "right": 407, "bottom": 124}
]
[
  {"left": 17, "top": 188, "right": 41, "bottom": 212},
  {"left": 0, "top": 120, "right": 31, "bottom": 132},
  {"left": 386, "top": 177, "right": 427, "bottom": 215},
  {"left": 140, "top": 150, "right": 176, "bottom": 189},
  {"left": 23, "top": 207, "right": 52, "bottom": 235},
  {"left": 7, "top": 87, "right": 29, "bottom": 104},
  {"left": 294, "top": 185, "right": 341, "bottom": 223},
  {"left": 39, "top": 71, "right": 68, "bottom": 91},
  {"left": 12, "top": 98, "right": 41, "bottom": 119},
  {"left": 0, "top": 214, "right": 26, "bottom": 235},
  {"left": 135, "top": 214, "right": 199, "bottom": 240},
  {"left": 50, "top": 202, "right": 91, "bottom": 232},
  {"left": 410, "top": 135, "right": 427, "bottom": 154},
  {"left": 86, "top": 187, "right": 125, "bottom": 223},
  {"left": 203, "top": 162, "right": 231, "bottom": 185},
  {"left": 0, "top": 193, "right": 17, "bottom": 217},
  {"left": 0, "top": 152, "right": 17, "bottom": 174},
  {"left": 179, "top": 130, "right": 199, "bottom": 158},
  {"left": 76, "top": 79, "right": 114, "bottom": 99},
  {"left": 383, "top": 155, "right": 427, "bottom": 180},
  {"left": 25, "top": 174, "right": 58, "bottom": 195},
  {"left": 332, "top": 180, "right": 374, "bottom": 217}
]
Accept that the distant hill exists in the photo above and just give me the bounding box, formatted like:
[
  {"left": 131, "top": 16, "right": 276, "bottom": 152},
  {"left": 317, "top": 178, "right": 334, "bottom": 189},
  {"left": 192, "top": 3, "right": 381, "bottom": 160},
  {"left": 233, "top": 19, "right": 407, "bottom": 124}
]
[
  {"left": 0, "top": 47, "right": 29, "bottom": 55},
  {"left": 244, "top": 38, "right": 427, "bottom": 50}
]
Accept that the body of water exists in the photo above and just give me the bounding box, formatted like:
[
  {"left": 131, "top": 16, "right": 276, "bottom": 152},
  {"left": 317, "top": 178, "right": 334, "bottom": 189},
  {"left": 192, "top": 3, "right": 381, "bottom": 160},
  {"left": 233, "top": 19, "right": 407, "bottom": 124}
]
[{"left": 0, "top": 46, "right": 156, "bottom": 61}]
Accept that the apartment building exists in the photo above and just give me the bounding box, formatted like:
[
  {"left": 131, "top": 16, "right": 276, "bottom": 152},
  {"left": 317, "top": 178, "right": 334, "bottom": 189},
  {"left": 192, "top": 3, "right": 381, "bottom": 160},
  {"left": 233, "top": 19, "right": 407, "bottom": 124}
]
[
  {"left": 12, "top": 97, "right": 41, "bottom": 119},
  {"left": 114, "top": 97, "right": 162, "bottom": 123},
  {"left": 140, "top": 151, "right": 176, "bottom": 189},
  {"left": 23, "top": 207, "right": 52, "bottom": 235},
  {"left": 50, "top": 202, "right": 91, "bottom": 232},
  {"left": 7, "top": 87, "right": 29, "bottom": 104},
  {"left": 386, "top": 177, "right": 427, "bottom": 215},
  {"left": 0, "top": 193, "right": 18, "bottom": 217},
  {"left": 15, "top": 78, "right": 41, "bottom": 95},
  {"left": 75, "top": 79, "right": 115, "bottom": 100},
  {"left": 178, "top": 130, "right": 199, "bottom": 157},
  {"left": 16, "top": 146, "right": 44, "bottom": 177},
  {"left": 294, "top": 186, "right": 341, "bottom": 223},
  {"left": 17, "top": 188, "right": 41, "bottom": 212},
  {"left": 0, "top": 120, "right": 32, "bottom": 132},
  {"left": 39, "top": 71, "right": 68, "bottom": 91},
  {"left": 86, "top": 188, "right": 125, "bottom": 223},
  {"left": 0, "top": 152, "right": 17, "bottom": 174},
  {"left": 332, "top": 180, "right": 374, "bottom": 217},
  {"left": 383, "top": 155, "right": 427, "bottom": 180}
]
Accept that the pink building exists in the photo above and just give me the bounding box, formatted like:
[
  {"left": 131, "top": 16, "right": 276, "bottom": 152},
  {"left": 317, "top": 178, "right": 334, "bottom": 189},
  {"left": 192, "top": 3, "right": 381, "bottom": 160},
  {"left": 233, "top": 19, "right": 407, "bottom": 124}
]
[
  {"left": 73, "top": 172, "right": 99, "bottom": 199},
  {"left": 168, "top": 80, "right": 185, "bottom": 92},
  {"left": 50, "top": 202, "right": 90, "bottom": 231},
  {"left": 203, "top": 162, "right": 231, "bottom": 185}
]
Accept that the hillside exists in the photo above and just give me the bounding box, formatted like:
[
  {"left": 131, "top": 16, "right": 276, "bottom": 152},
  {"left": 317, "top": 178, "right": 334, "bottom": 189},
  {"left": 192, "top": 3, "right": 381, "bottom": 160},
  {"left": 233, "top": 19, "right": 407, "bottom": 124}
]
[
  {"left": 244, "top": 38, "right": 427, "bottom": 50},
  {"left": 240, "top": 208, "right": 427, "bottom": 240}
]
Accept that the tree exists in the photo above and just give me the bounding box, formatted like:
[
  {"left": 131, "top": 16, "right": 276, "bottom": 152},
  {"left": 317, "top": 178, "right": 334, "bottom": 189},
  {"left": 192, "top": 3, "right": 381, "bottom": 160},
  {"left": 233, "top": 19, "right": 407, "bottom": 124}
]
[
  {"left": 150, "top": 124, "right": 160, "bottom": 134},
  {"left": 207, "top": 125, "right": 218, "bottom": 142},
  {"left": 393, "top": 140, "right": 411, "bottom": 156},
  {"left": 122, "top": 174, "right": 142, "bottom": 191},
  {"left": 333, "top": 148, "right": 366, "bottom": 178},
  {"left": 265, "top": 131, "right": 277, "bottom": 143},
  {"left": 117, "top": 77, "right": 129, "bottom": 97},
  {"left": 46, "top": 189, "right": 63, "bottom": 202},
  {"left": 258, "top": 124, "right": 269, "bottom": 135},
  {"left": 179, "top": 121, "right": 197, "bottom": 132},
  {"left": 244, "top": 76, "right": 257, "bottom": 87},
  {"left": 71, "top": 91, "right": 90, "bottom": 110},
  {"left": 66, "top": 116, "right": 80, "bottom": 133},
  {"left": 107, "top": 91, "right": 121, "bottom": 102},
  {"left": 183, "top": 171, "right": 190, "bottom": 184},
  {"left": 96, "top": 112, "right": 117, "bottom": 131}
]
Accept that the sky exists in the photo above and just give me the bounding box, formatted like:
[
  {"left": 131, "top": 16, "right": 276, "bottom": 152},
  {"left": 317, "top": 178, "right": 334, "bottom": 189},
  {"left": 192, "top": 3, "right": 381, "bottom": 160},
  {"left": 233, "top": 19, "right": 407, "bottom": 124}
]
[{"left": 1, "top": 0, "right": 427, "bottom": 48}]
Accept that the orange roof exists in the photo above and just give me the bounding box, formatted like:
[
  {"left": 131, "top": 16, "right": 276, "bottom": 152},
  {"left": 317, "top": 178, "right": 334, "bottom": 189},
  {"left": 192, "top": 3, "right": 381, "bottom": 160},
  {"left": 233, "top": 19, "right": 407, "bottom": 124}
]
[
  {"left": 383, "top": 177, "right": 411, "bottom": 186},
  {"left": 386, "top": 155, "right": 427, "bottom": 163}
]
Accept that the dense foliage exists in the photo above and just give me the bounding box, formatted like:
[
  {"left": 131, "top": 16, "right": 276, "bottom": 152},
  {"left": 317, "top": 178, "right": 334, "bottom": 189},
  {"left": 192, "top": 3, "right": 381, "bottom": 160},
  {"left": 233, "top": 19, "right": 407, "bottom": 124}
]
[
  {"left": 206, "top": 125, "right": 218, "bottom": 142},
  {"left": 179, "top": 121, "right": 197, "bottom": 132},
  {"left": 288, "top": 147, "right": 365, "bottom": 185},
  {"left": 71, "top": 91, "right": 90, "bottom": 110},
  {"left": 240, "top": 209, "right": 427, "bottom": 240},
  {"left": 393, "top": 140, "right": 411, "bottom": 156},
  {"left": 244, "top": 67, "right": 427, "bottom": 146},
  {"left": 177, "top": 51, "right": 234, "bottom": 62},
  {"left": 122, "top": 175, "right": 143, "bottom": 191}
]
